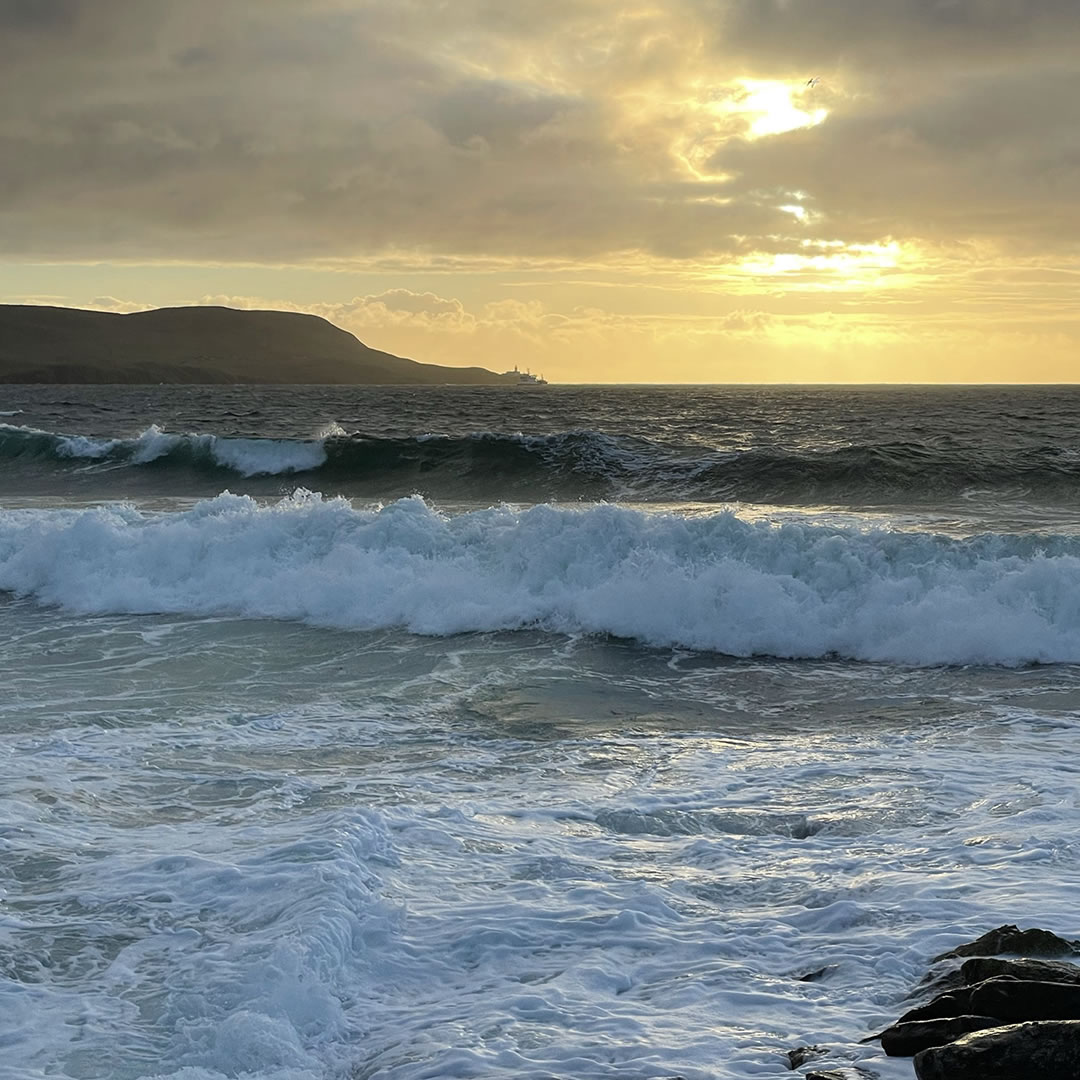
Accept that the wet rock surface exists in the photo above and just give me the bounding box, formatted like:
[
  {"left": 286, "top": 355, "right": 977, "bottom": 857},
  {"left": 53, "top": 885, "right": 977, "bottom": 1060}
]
[
  {"left": 892, "top": 987, "right": 975, "bottom": 1025},
  {"left": 969, "top": 976, "right": 1080, "bottom": 1022},
  {"left": 878, "top": 1015, "right": 1003, "bottom": 1056},
  {"left": 960, "top": 954, "right": 1080, "bottom": 985},
  {"left": 913, "top": 1019, "right": 1080, "bottom": 1080},
  {"left": 932, "top": 925, "right": 1080, "bottom": 962}
]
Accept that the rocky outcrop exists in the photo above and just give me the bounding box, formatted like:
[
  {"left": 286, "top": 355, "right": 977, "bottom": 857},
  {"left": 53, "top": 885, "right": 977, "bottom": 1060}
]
[
  {"left": 863, "top": 925, "right": 1080, "bottom": 1076},
  {"left": 782, "top": 926, "right": 1080, "bottom": 1077}
]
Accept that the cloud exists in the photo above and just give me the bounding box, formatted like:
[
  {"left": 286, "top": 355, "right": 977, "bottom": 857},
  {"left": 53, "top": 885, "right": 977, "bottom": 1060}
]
[
  {"left": 0, "top": 0, "right": 80, "bottom": 33},
  {"left": 88, "top": 294, "right": 150, "bottom": 313},
  {"left": 0, "top": 0, "right": 1077, "bottom": 268},
  {"left": 708, "top": 0, "right": 1080, "bottom": 74}
]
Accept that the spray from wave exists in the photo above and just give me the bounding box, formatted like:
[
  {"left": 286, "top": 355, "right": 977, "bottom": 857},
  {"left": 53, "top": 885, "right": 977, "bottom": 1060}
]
[{"left": 2, "top": 490, "right": 1078, "bottom": 666}]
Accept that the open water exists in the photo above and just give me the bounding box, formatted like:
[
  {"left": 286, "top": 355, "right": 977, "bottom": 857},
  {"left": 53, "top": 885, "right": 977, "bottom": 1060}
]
[{"left": 2, "top": 384, "right": 1080, "bottom": 1080}]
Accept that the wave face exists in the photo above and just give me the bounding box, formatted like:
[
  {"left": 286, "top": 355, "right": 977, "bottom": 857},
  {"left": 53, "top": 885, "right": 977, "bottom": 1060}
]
[
  {"left": 3, "top": 491, "right": 1080, "bottom": 666},
  {"left": 5, "top": 420, "right": 1080, "bottom": 504}
]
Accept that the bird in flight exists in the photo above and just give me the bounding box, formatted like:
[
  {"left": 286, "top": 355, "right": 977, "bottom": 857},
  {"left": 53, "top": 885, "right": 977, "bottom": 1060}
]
[{"left": 805, "top": 76, "right": 820, "bottom": 87}]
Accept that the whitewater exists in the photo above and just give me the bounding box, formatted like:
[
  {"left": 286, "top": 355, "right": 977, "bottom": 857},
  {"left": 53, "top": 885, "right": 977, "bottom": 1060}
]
[
  {"left": 2, "top": 383, "right": 1080, "bottom": 1080},
  {"left": 5, "top": 491, "right": 1080, "bottom": 666}
]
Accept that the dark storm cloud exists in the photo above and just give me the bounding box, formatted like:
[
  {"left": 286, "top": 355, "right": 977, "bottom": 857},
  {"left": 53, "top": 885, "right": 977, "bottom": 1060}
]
[{"left": 0, "top": 0, "right": 1077, "bottom": 263}]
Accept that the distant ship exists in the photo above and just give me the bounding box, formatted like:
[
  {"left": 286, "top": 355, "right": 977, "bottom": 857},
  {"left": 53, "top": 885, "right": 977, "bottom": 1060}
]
[{"left": 502, "top": 365, "right": 548, "bottom": 386}]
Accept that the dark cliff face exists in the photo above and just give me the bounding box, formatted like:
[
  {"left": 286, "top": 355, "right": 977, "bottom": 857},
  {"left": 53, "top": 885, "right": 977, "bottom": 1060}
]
[{"left": 0, "top": 305, "right": 511, "bottom": 385}]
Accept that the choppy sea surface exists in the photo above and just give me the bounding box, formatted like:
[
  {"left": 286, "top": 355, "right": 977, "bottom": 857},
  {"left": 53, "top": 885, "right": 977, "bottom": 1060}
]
[{"left": 2, "top": 384, "right": 1080, "bottom": 1080}]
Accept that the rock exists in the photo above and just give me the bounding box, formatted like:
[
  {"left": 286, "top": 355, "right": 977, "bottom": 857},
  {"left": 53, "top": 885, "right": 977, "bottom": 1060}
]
[
  {"left": 787, "top": 1045, "right": 827, "bottom": 1068},
  {"left": 961, "top": 956, "right": 1080, "bottom": 986},
  {"left": 971, "top": 977, "right": 1080, "bottom": 1021},
  {"left": 894, "top": 987, "right": 976, "bottom": 1024},
  {"left": 879, "top": 1014, "right": 1004, "bottom": 1056},
  {"left": 806, "top": 1069, "right": 878, "bottom": 1080},
  {"left": 914, "top": 1020, "right": 1080, "bottom": 1080},
  {"left": 798, "top": 966, "right": 834, "bottom": 982},
  {"left": 933, "top": 925, "right": 1080, "bottom": 962},
  {"left": 909, "top": 966, "right": 967, "bottom": 1000},
  {"left": 861, "top": 989, "right": 976, "bottom": 1044}
]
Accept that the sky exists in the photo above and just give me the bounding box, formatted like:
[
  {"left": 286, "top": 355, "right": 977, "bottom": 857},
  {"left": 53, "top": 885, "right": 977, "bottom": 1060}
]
[{"left": 2, "top": 0, "right": 1078, "bottom": 383}]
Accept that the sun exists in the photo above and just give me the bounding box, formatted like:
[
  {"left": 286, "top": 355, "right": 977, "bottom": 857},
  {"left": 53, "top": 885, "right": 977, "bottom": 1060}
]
[{"left": 724, "top": 79, "right": 828, "bottom": 138}]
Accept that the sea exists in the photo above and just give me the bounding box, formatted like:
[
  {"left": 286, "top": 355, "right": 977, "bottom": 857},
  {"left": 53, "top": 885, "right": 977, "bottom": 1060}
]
[{"left": 2, "top": 383, "right": 1080, "bottom": 1080}]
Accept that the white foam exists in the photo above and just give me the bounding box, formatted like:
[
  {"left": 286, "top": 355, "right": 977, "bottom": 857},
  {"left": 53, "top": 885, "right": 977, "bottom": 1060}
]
[
  {"left": 55, "top": 432, "right": 124, "bottom": 458},
  {"left": 1, "top": 492, "right": 1079, "bottom": 665},
  {"left": 128, "top": 423, "right": 186, "bottom": 462},
  {"left": 206, "top": 435, "right": 328, "bottom": 475}
]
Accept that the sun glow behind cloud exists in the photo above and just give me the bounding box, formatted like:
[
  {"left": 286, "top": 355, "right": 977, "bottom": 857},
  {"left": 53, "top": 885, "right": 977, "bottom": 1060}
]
[
  {"left": 722, "top": 80, "right": 828, "bottom": 138},
  {"left": 737, "top": 241, "right": 906, "bottom": 288}
]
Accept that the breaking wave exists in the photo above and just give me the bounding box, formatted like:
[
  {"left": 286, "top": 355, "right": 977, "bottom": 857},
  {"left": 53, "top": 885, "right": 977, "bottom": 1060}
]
[
  {"left": 4, "top": 421, "right": 1080, "bottom": 503},
  {"left": 2, "top": 491, "right": 1079, "bottom": 666},
  {"left": 0, "top": 421, "right": 329, "bottom": 477}
]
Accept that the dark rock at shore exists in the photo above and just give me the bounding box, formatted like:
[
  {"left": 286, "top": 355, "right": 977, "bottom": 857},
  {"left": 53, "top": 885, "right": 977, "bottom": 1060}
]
[
  {"left": 880, "top": 1015, "right": 1004, "bottom": 1056},
  {"left": 915, "top": 926, "right": 1080, "bottom": 1000},
  {"left": 913, "top": 1020, "right": 1080, "bottom": 1079},
  {"left": 971, "top": 977, "right": 1080, "bottom": 1021},
  {"left": 961, "top": 955, "right": 1080, "bottom": 986},
  {"left": 933, "top": 925, "right": 1080, "bottom": 963},
  {"left": 863, "top": 931, "right": 1080, "bottom": 1060},
  {"left": 806, "top": 926, "right": 1080, "bottom": 1071}
]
